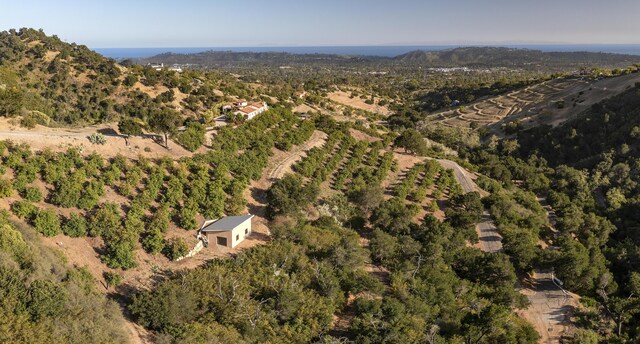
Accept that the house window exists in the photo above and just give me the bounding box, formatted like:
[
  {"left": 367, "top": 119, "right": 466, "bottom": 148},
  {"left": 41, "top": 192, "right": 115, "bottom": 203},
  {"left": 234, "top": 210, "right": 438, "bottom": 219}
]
[
  {"left": 236, "top": 234, "right": 239, "bottom": 241},
  {"left": 217, "top": 236, "right": 227, "bottom": 246},
  {"left": 245, "top": 228, "right": 248, "bottom": 234}
]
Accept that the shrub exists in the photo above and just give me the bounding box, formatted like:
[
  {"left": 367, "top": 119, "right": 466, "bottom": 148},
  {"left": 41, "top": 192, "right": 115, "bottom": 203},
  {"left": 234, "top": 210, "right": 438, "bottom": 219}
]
[
  {"left": 88, "top": 132, "right": 107, "bottom": 145},
  {"left": 11, "top": 200, "right": 36, "bottom": 219},
  {"left": 142, "top": 229, "right": 165, "bottom": 254},
  {"left": 163, "top": 237, "right": 190, "bottom": 261},
  {"left": 0, "top": 178, "right": 13, "bottom": 197},
  {"left": 22, "top": 186, "right": 43, "bottom": 202},
  {"left": 63, "top": 213, "right": 87, "bottom": 237},
  {"left": 123, "top": 75, "right": 138, "bottom": 87},
  {"left": 20, "top": 114, "right": 37, "bottom": 129},
  {"left": 33, "top": 209, "right": 61, "bottom": 237},
  {"left": 104, "top": 271, "right": 123, "bottom": 288}
]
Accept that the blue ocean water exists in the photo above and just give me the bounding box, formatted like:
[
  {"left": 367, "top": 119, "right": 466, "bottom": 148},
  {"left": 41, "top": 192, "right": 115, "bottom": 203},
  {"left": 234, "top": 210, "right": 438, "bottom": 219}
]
[{"left": 93, "top": 44, "right": 640, "bottom": 59}]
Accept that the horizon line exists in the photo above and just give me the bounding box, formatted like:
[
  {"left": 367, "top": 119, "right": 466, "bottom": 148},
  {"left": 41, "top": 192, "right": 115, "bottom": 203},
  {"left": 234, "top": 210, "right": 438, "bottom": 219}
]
[{"left": 91, "top": 43, "right": 640, "bottom": 49}]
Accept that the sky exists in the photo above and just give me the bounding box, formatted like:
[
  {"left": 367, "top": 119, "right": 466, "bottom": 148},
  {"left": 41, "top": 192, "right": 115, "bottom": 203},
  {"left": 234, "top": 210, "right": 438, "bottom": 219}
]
[{"left": 1, "top": 0, "right": 639, "bottom": 48}]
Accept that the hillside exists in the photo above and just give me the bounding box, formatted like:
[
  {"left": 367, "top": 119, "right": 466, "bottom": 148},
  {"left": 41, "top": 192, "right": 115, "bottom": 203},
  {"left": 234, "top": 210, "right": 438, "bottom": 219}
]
[
  {"left": 394, "top": 46, "right": 640, "bottom": 68},
  {"left": 422, "top": 70, "right": 640, "bottom": 131},
  {"left": 0, "top": 28, "right": 248, "bottom": 127},
  {"left": 518, "top": 83, "right": 640, "bottom": 166}
]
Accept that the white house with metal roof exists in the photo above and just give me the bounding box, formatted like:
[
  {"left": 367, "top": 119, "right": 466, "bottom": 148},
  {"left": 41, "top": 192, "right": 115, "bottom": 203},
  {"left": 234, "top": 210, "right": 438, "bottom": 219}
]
[{"left": 198, "top": 214, "right": 254, "bottom": 248}]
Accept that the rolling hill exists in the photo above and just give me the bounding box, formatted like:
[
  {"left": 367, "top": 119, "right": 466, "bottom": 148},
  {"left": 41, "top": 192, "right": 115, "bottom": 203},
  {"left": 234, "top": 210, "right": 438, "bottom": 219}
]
[
  {"left": 137, "top": 46, "right": 640, "bottom": 71},
  {"left": 0, "top": 28, "right": 228, "bottom": 127},
  {"left": 394, "top": 46, "right": 640, "bottom": 68}
]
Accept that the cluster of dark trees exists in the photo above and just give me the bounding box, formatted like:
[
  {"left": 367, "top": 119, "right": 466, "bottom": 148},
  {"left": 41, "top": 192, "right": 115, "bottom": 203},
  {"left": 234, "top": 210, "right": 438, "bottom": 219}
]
[
  {"left": 508, "top": 85, "right": 640, "bottom": 340},
  {"left": 446, "top": 86, "right": 640, "bottom": 340}
]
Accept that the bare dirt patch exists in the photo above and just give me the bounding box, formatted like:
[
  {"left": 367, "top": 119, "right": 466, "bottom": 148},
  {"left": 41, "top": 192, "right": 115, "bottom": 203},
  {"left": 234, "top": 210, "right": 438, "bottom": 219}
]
[
  {"left": 328, "top": 91, "right": 392, "bottom": 115},
  {"left": 293, "top": 103, "right": 316, "bottom": 114},
  {"left": 0, "top": 119, "right": 193, "bottom": 160},
  {"left": 517, "top": 271, "right": 580, "bottom": 344},
  {"left": 132, "top": 82, "right": 169, "bottom": 98}
]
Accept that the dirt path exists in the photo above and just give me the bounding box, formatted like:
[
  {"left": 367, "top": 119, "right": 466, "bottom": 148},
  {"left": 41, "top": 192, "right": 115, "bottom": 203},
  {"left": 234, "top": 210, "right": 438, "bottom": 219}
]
[
  {"left": 245, "top": 130, "right": 328, "bottom": 238},
  {"left": 268, "top": 130, "right": 327, "bottom": 180}
]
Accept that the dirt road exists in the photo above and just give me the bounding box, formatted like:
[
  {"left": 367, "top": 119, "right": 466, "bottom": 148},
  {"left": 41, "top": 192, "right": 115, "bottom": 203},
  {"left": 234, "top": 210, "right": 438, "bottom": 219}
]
[
  {"left": 268, "top": 130, "right": 327, "bottom": 180},
  {"left": 436, "top": 158, "right": 487, "bottom": 196},
  {"left": 434, "top": 159, "right": 503, "bottom": 253},
  {"left": 476, "top": 211, "right": 503, "bottom": 253},
  {"left": 513, "top": 197, "right": 579, "bottom": 343}
]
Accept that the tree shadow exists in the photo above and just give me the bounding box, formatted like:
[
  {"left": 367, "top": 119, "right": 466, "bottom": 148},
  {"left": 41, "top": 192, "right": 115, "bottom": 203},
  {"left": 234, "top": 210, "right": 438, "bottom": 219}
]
[{"left": 97, "top": 128, "right": 121, "bottom": 137}]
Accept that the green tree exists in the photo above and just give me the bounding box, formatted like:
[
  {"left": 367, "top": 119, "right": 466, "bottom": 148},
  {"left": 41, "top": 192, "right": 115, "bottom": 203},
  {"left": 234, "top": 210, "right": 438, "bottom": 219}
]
[
  {"left": 33, "top": 209, "right": 61, "bottom": 237},
  {"left": 118, "top": 118, "right": 143, "bottom": 146},
  {"left": 353, "top": 184, "right": 384, "bottom": 214},
  {"left": 178, "top": 199, "right": 199, "bottom": 230},
  {"left": 88, "top": 203, "right": 122, "bottom": 238},
  {"left": 394, "top": 129, "right": 428, "bottom": 155},
  {"left": 267, "top": 174, "right": 318, "bottom": 218},
  {"left": 0, "top": 178, "right": 13, "bottom": 197},
  {"left": 104, "top": 271, "right": 123, "bottom": 289},
  {"left": 142, "top": 229, "right": 165, "bottom": 254},
  {"left": 63, "top": 213, "right": 87, "bottom": 237},
  {"left": 149, "top": 107, "right": 182, "bottom": 149},
  {"left": 163, "top": 237, "right": 190, "bottom": 261},
  {"left": 176, "top": 122, "right": 206, "bottom": 152},
  {"left": 0, "top": 87, "right": 24, "bottom": 117}
]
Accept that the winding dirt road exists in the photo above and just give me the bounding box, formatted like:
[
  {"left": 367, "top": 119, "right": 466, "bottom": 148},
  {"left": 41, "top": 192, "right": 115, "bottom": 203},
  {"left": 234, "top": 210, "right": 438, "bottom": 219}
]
[
  {"left": 434, "top": 159, "right": 503, "bottom": 253},
  {"left": 267, "top": 130, "right": 327, "bottom": 180}
]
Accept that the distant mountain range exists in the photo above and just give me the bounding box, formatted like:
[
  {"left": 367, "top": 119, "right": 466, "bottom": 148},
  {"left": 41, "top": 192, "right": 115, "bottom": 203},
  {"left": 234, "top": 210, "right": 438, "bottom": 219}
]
[
  {"left": 134, "top": 47, "right": 640, "bottom": 69},
  {"left": 393, "top": 47, "right": 640, "bottom": 66}
]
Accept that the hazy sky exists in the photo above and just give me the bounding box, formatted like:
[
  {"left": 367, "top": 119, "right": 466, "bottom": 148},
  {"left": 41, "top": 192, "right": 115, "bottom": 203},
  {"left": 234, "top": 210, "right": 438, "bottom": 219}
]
[{"left": 2, "top": 0, "right": 639, "bottom": 47}]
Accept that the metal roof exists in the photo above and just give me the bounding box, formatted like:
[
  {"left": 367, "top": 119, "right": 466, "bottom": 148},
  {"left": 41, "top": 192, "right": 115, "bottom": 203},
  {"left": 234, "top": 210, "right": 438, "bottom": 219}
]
[{"left": 201, "top": 214, "right": 253, "bottom": 232}]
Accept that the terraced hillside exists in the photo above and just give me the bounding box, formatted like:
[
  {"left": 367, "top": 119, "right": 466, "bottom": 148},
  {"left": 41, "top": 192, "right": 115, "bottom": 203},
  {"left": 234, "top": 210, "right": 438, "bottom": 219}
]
[{"left": 425, "top": 72, "right": 640, "bottom": 132}]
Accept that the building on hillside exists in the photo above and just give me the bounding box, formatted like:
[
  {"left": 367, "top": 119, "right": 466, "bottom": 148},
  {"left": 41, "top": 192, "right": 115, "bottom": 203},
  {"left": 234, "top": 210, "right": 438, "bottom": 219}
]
[
  {"left": 222, "top": 100, "right": 269, "bottom": 120},
  {"left": 149, "top": 63, "right": 164, "bottom": 71},
  {"left": 198, "top": 214, "right": 254, "bottom": 248}
]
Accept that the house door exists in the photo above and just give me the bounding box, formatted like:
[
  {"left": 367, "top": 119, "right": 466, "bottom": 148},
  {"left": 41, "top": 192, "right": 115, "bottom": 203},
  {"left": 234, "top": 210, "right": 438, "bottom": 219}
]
[{"left": 216, "top": 236, "right": 228, "bottom": 247}]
